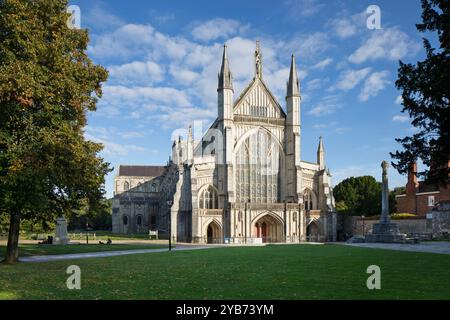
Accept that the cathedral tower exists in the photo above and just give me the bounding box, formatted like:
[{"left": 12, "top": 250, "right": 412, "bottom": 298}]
[{"left": 285, "top": 54, "right": 301, "bottom": 202}]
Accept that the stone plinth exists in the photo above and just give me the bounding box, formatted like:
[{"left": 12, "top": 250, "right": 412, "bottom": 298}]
[
  {"left": 365, "top": 223, "right": 407, "bottom": 243},
  {"left": 54, "top": 217, "right": 70, "bottom": 245},
  {"left": 365, "top": 161, "right": 407, "bottom": 243}
]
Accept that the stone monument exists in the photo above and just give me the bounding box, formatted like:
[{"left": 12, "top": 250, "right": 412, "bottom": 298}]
[
  {"left": 53, "top": 216, "right": 70, "bottom": 245},
  {"left": 365, "top": 161, "right": 407, "bottom": 243}
]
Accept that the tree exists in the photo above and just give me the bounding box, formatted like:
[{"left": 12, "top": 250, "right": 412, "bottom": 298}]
[
  {"left": 0, "top": 0, "right": 110, "bottom": 263},
  {"left": 391, "top": 0, "right": 450, "bottom": 184},
  {"left": 68, "top": 198, "right": 112, "bottom": 231},
  {"left": 333, "top": 176, "right": 382, "bottom": 216}
]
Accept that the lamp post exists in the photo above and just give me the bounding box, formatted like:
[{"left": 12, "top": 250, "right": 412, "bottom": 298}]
[
  {"left": 244, "top": 201, "right": 248, "bottom": 244},
  {"left": 284, "top": 200, "right": 287, "bottom": 243},
  {"left": 85, "top": 219, "right": 89, "bottom": 245},
  {"left": 167, "top": 199, "right": 173, "bottom": 251}
]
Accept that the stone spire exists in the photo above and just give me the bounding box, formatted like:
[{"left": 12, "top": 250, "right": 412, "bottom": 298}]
[
  {"left": 286, "top": 54, "right": 300, "bottom": 97},
  {"left": 317, "top": 136, "right": 325, "bottom": 170},
  {"left": 254, "top": 40, "right": 262, "bottom": 78},
  {"left": 218, "top": 44, "right": 233, "bottom": 91},
  {"left": 187, "top": 124, "right": 194, "bottom": 164}
]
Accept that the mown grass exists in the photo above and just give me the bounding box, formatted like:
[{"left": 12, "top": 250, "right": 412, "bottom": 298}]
[
  {"left": 0, "top": 243, "right": 168, "bottom": 257},
  {"left": 0, "top": 244, "right": 449, "bottom": 300}
]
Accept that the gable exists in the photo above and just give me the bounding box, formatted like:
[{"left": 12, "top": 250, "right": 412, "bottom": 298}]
[{"left": 233, "top": 78, "right": 286, "bottom": 119}]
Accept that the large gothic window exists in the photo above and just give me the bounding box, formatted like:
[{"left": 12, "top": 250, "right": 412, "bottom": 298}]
[
  {"left": 235, "top": 129, "right": 282, "bottom": 203},
  {"left": 304, "top": 189, "right": 314, "bottom": 211},
  {"left": 123, "top": 181, "right": 130, "bottom": 191},
  {"left": 199, "top": 186, "right": 218, "bottom": 209}
]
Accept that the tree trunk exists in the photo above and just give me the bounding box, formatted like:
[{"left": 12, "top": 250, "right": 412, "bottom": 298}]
[{"left": 4, "top": 212, "right": 20, "bottom": 264}]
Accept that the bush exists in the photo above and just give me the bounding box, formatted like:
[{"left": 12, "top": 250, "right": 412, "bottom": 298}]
[{"left": 391, "top": 213, "right": 419, "bottom": 220}]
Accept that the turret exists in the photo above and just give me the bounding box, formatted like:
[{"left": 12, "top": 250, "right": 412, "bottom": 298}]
[
  {"left": 317, "top": 136, "right": 325, "bottom": 170},
  {"left": 286, "top": 54, "right": 301, "bottom": 166},
  {"left": 218, "top": 44, "right": 233, "bottom": 122},
  {"left": 187, "top": 124, "right": 194, "bottom": 164}
]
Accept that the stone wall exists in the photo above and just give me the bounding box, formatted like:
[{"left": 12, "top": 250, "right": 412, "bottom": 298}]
[
  {"left": 343, "top": 216, "right": 428, "bottom": 236},
  {"left": 431, "top": 201, "right": 450, "bottom": 237}
]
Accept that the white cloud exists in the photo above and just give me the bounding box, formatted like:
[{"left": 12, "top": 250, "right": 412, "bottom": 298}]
[
  {"left": 287, "top": 32, "right": 331, "bottom": 62},
  {"left": 331, "top": 67, "right": 371, "bottom": 91},
  {"left": 88, "top": 24, "right": 155, "bottom": 59},
  {"left": 84, "top": 128, "right": 147, "bottom": 156},
  {"left": 83, "top": 3, "right": 124, "bottom": 31},
  {"left": 312, "top": 58, "right": 333, "bottom": 70},
  {"left": 327, "top": 10, "right": 366, "bottom": 39},
  {"left": 349, "top": 28, "right": 420, "bottom": 64},
  {"left": 307, "top": 95, "right": 341, "bottom": 116},
  {"left": 306, "top": 78, "right": 328, "bottom": 91},
  {"left": 169, "top": 64, "right": 200, "bottom": 85},
  {"left": 395, "top": 95, "right": 403, "bottom": 105},
  {"left": 284, "top": 0, "right": 324, "bottom": 18},
  {"left": 191, "top": 18, "right": 248, "bottom": 41},
  {"left": 122, "top": 131, "right": 145, "bottom": 139},
  {"left": 108, "top": 61, "right": 165, "bottom": 85},
  {"left": 359, "top": 71, "right": 390, "bottom": 102},
  {"left": 331, "top": 18, "right": 358, "bottom": 39},
  {"left": 392, "top": 115, "right": 409, "bottom": 122}
]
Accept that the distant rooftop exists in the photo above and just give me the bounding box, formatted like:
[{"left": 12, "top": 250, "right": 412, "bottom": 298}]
[{"left": 118, "top": 165, "right": 166, "bottom": 177}]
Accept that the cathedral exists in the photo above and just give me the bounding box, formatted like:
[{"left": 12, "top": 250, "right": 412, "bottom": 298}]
[{"left": 112, "top": 42, "right": 337, "bottom": 243}]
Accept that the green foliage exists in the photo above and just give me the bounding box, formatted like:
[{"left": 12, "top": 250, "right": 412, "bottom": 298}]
[
  {"left": 391, "top": 213, "right": 419, "bottom": 219},
  {"left": 391, "top": 0, "right": 450, "bottom": 184},
  {"left": 0, "top": 212, "right": 9, "bottom": 235},
  {"left": 68, "top": 198, "right": 112, "bottom": 230},
  {"left": 333, "top": 176, "right": 382, "bottom": 216},
  {"left": 0, "top": 0, "right": 111, "bottom": 261}
]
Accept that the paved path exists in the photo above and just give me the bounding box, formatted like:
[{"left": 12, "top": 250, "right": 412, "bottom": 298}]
[
  {"left": 344, "top": 241, "right": 450, "bottom": 255},
  {"left": 16, "top": 245, "right": 215, "bottom": 263}
]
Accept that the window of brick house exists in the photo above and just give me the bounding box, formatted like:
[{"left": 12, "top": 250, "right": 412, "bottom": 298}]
[{"left": 428, "top": 195, "right": 435, "bottom": 207}]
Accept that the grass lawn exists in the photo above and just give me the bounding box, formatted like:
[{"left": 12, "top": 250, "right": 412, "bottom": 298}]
[
  {"left": 19, "top": 231, "right": 153, "bottom": 241},
  {"left": 0, "top": 244, "right": 449, "bottom": 300},
  {"left": 0, "top": 243, "right": 168, "bottom": 257}
]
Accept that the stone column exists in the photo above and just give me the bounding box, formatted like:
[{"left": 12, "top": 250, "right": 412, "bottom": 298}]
[{"left": 381, "top": 161, "right": 391, "bottom": 224}]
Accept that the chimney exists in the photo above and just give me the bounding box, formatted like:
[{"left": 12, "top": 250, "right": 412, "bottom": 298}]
[{"left": 406, "top": 162, "right": 418, "bottom": 195}]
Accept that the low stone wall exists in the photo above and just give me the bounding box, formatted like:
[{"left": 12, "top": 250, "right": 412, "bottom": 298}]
[
  {"left": 431, "top": 202, "right": 450, "bottom": 237},
  {"left": 344, "top": 216, "right": 428, "bottom": 236}
]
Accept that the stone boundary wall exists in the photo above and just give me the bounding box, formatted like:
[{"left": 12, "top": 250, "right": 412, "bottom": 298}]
[{"left": 343, "top": 216, "right": 428, "bottom": 236}]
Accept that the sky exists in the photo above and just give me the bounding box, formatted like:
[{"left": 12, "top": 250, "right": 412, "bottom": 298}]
[{"left": 68, "top": 0, "right": 430, "bottom": 198}]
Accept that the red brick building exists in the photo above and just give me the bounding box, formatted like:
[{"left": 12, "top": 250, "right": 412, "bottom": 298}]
[{"left": 396, "top": 162, "right": 450, "bottom": 216}]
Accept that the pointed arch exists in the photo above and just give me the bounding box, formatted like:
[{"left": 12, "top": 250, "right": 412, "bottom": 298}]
[
  {"left": 251, "top": 211, "right": 284, "bottom": 243},
  {"left": 303, "top": 188, "right": 317, "bottom": 211},
  {"left": 234, "top": 128, "right": 284, "bottom": 203},
  {"left": 306, "top": 220, "right": 319, "bottom": 242},
  {"left": 198, "top": 184, "right": 219, "bottom": 209},
  {"left": 204, "top": 219, "right": 222, "bottom": 244}
]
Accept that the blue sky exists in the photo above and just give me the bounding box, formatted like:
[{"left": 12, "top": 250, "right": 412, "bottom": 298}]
[{"left": 69, "top": 0, "right": 428, "bottom": 198}]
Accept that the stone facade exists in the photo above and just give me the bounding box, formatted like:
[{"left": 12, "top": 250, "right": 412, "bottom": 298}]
[
  {"left": 112, "top": 165, "right": 166, "bottom": 234},
  {"left": 164, "top": 43, "right": 336, "bottom": 244},
  {"left": 113, "top": 42, "right": 338, "bottom": 244}
]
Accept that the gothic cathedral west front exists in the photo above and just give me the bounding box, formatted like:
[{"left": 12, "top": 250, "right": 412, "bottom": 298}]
[{"left": 112, "top": 42, "right": 337, "bottom": 244}]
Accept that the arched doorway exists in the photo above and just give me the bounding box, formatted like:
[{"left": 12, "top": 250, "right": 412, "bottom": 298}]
[
  {"left": 253, "top": 213, "right": 283, "bottom": 243},
  {"left": 306, "top": 221, "right": 319, "bottom": 242},
  {"left": 206, "top": 221, "right": 221, "bottom": 244}
]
